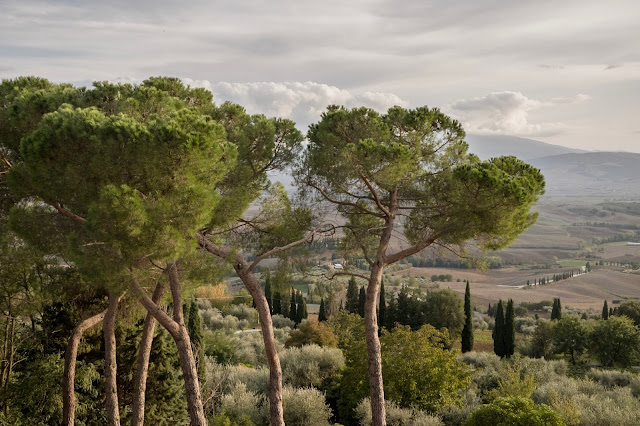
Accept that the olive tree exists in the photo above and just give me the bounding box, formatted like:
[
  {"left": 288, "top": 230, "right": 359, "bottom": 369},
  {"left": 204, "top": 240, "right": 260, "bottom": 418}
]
[{"left": 299, "top": 105, "right": 545, "bottom": 425}]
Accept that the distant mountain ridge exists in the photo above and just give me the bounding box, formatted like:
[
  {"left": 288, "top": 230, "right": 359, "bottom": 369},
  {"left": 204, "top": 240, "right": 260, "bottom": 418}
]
[
  {"left": 464, "top": 134, "right": 640, "bottom": 196},
  {"left": 270, "top": 135, "right": 639, "bottom": 197},
  {"left": 465, "top": 134, "right": 587, "bottom": 161}
]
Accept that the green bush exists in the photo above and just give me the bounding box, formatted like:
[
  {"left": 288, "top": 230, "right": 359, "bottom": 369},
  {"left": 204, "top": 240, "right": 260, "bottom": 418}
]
[
  {"left": 463, "top": 396, "right": 564, "bottom": 426},
  {"left": 282, "top": 386, "right": 332, "bottom": 426},
  {"left": 586, "top": 369, "right": 634, "bottom": 388},
  {"left": 280, "top": 344, "right": 344, "bottom": 388},
  {"left": 356, "top": 398, "right": 444, "bottom": 425}
]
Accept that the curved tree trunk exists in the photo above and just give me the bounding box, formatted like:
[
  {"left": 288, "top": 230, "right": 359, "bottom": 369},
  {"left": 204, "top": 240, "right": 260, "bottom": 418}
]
[
  {"left": 63, "top": 307, "right": 109, "bottom": 426},
  {"left": 104, "top": 293, "right": 121, "bottom": 426},
  {"left": 131, "top": 281, "right": 166, "bottom": 426},
  {"left": 197, "top": 233, "right": 285, "bottom": 426},
  {"left": 235, "top": 266, "right": 284, "bottom": 426},
  {"left": 128, "top": 265, "right": 207, "bottom": 426}
]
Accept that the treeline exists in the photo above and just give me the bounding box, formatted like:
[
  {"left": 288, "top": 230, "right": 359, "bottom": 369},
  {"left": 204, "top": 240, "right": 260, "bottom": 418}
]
[
  {"left": 406, "top": 256, "right": 504, "bottom": 269},
  {"left": 343, "top": 278, "right": 465, "bottom": 338},
  {"left": 573, "top": 221, "right": 640, "bottom": 230},
  {"left": 519, "top": 299, "right": 640, "bottom": 366},
  {"left": 592, "top": 230, "right": 640, "bottom": 244},
  {"left": 600, "top": 202, "right": 640, "bottom": 217}
]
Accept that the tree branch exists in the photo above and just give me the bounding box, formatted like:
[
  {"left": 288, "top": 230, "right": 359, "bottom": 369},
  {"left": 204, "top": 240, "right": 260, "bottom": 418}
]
[
  {"left": 52, "top": 203, "right": 86, "bottom": 224},
  {"left": 127, "top": 275, "right": 180, "bottom": 338},
  {"left": 359, "top": 172, "right": 390, "bottom": 217},
  {"left": 306, "top": 181, "right": 385, "bottom": 218},
  {"left": 248, "top": 234, "right": 314, "bottom": 272},
  {"left": 384, "top": 235, "right": 438, "bottom": 266}
]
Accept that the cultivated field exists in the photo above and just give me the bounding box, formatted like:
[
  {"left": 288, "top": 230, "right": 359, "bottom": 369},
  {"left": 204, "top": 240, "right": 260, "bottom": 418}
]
[{"left": 389, "top": 266, "right": 640, "bottom": 311}]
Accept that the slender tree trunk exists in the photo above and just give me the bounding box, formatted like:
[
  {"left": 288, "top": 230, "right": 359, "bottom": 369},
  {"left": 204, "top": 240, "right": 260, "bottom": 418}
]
[
  {"left": 365, "top": 190, "right": 397, "bottom": 426},
  {"left": 131, "top": 281, "right": 166, "bottom": 426},
  {"left": 365, "top": 264, "right": 386, "bottom": 426},
  {"left": 197, "top": 233, "right": 285, "bottom": 426},
  {"left": 236, "top": 266, "right": 285, "bottom": 426},
  {"left": 0, "top": 316, "right": 9, "bottom": 395},
  {"left": 104, "top": 293, "right": 121, "bottom": 426},
  {"left": 128, "top": 264, "right": 207, "bottom": 426},
  {"left": 63, "top": 308, "right": 109, "bottom": 426},
  {"left": 4, "top": 317, "right": 15, "bottom": 414}
]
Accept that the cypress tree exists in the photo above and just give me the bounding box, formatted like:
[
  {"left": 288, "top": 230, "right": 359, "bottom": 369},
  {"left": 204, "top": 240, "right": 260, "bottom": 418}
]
[
  {"left": 492, "top": 300, "right": 505, "bottom": 358},
  {"left": 504, "top": 299, "right": 515, "bottom": 358},
  {"left": 487, "top": 303, "right": 493, "bottom": 317},
  {"left": 385, "top": 294, "right": 397, "bottom": 330},
  {"left": 281, "top": 291, "right": 289, "bottom": 318},
  {"left": 602, "top": 300, "right": 609, "bottom": 319},
  {"left": 145, "top": 329, "right": 189, "bottom": 424},
  {"left": 296, "top": 291, "right": 307, "bottom": 323},
  {"left": 379, "top": 279, "right": 386, "bottom": 333},
  {"left": 187, "top": 299, "right": 206, "bottom": 383},
  {"left": 264, "top": 271, "right": 273, "bottom": 314},
  {"left": 461, "top": 280, "right": 474, "bottom": 353},
  {"left": 289, "top": 289, "right": 298, "bottom": 323},
  {"left": 273, "top": 291, "right": 282, "bottom": 315},
  {"left": 346, "top": 277, "right": 359, "bottom": 314},
  {"left": 358, "top": 286, "right": 366, "bottom": 317},
  {"left": 318, "top": 298, "right": 327, "bottom": 322},
  {"left": 551, "top": 298, "right": 562, "bottom": 320}
]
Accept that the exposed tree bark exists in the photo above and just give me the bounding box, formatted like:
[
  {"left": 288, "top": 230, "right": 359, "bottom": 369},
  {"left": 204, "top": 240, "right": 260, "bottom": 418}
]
[
  {"left": 4, "top": 317, "right": 15, "bottom": 414},
  {"left": 63, "top": 308, "right": 109, "bottom": 426},
  {"left": 197, "top": 232, "right": 285, "bottom": 426},
  {"left": 364, "top": 189, "right": 397, "bottom": 426},
  {"left": 128, "top": 264, "right": 207, "bottom": 426},
  {"left": 236, "top": 265, "right": 284, "bottom": 426},
  {"left": 0, "top": 316, "right": 9, "bottom": 395},
  {"left": 131, "top": 281, "right": 166, "bottom": 426},
  {"left": 104, "top": 293, "right": 121, "bottom": 426}
]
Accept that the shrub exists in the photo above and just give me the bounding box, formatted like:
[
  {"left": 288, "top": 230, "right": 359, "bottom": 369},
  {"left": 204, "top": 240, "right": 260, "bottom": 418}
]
[
  {"left": 586, "top": 369, "right": 634, "bottom": 389},
  {"left": 218, "top": 383, "right": 267, "bottom": 425},
  {"left": 282, "top": 386, "right": 332, "bottom": 426},
  {"left": 356, "top": 398, "right": 444, "bottom": 425},
  {"left": 280, "top": 344, "right": 345, "bottom": 388},
  {"left": 458, "top": 351, "right": 501, "bottom": 370},
  {"left": 272, "top": 314, "right": 295, "bottom": 329},
  {"left": 227, "top": 304, "right": 259, "bottom": 324},
  {"left": 285, "top": 320, "right": 338, "bottom": 348},
  {"left": 463, "top": 396, "right": 564, "bottom": 426},
  {"left": 438, "top": 387, "right": 482, "bottom": 426}
]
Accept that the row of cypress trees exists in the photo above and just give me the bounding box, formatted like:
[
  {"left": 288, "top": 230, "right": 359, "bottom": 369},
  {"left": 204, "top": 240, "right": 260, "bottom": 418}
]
[
  {"left": 492, "top": 299, "right": 516, "bottom": 358},
  {"left": 263, "top": 276, "right": 308, "bottom": 324}
]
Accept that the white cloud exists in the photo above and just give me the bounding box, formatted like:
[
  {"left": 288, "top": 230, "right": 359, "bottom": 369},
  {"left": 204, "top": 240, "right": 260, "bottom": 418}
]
[
  {"left": 447, "top": 91, "right": 590, "bottom": 137},
  {"left": 182, "top": 79, "right": 408, "bottom": 127}
]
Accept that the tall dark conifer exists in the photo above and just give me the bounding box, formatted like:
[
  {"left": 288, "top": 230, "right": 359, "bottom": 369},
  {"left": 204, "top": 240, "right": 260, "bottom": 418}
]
[
  {"left": 358, "top": 286, "right": 366, "bottom": 318},
  {"left": 602, "top": 300, "right": 609, "bottom": 320},
  {"left": 289, "top": 289, "right": 298, "bottom": 323},
  {"left": 273, "top": 291, "right": 282, "bottom": 315},
  {"left": 187, "top": 299, "right": 206, "bottom": 383},
  {"left": 551, "top": 298, "right": 562, "bottom": 320},
  {"left": 318, "top": 298, "right": 327, "bottom": 322},
  {"left": 461, "top": 280, "right": 474, "bottom": 353},
  {"left": 378, "top": 279, "right": 386, "bottom": 333},
  {"left": 346, "top": 277, "right": 359, "bottom": 314},
  {"left": 492, "top": 300, "right": 505, "bottom": 358},
  {"left": 504, "top": 299, "right": 515, "bottom": 358}
]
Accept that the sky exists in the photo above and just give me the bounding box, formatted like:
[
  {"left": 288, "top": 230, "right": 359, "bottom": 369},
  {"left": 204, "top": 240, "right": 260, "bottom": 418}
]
[{"left": 1, "top": 0, "right": 639, "bottom": 152}]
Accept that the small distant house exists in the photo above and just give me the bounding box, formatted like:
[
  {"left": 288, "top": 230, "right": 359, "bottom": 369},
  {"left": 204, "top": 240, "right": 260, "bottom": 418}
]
[
  {"left": 626, "top": 242, "right": 640, "bottom": 246},
  {"left": 333, "top": 263, "right": 343, "bottom": 269}
]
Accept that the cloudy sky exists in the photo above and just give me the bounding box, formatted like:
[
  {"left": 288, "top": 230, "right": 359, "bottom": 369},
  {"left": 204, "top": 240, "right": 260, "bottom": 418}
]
[{"left": 2, "top": 0, "right": 639, "bottom": 152}]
